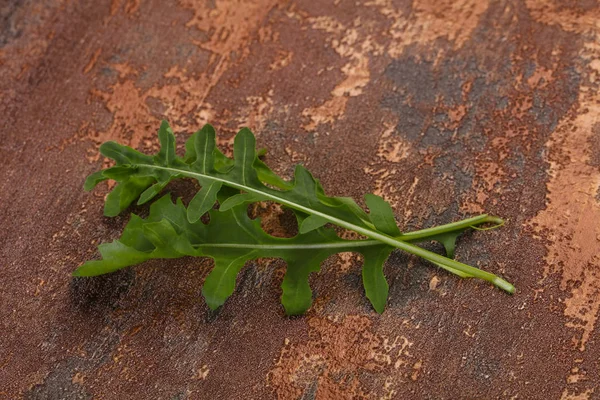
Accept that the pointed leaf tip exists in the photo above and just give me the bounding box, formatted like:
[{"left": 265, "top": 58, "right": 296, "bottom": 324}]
[
  {"left": 281, "top": 254, "right": 329, "bottom": 316},
  {"left": 364, "top": 194, "right": 401, "bottom": 237},
  {"left": 157, "top": 120, "right": 176, "bottom": 165},
  {"left": 361, "top": 246, "right": 393, "bottom": 314},
  {"left": 187, "top": 181, "right": 222, "bottom": 223},
  {"left": 299, "top": 215, "right": 328, "bottom": 234},
  {"left": 191, "top": 124, "right": 217, "bottom": 173},
  {"left": 202, "top": 256, "right": 249, "bottom": 311},
  {"left": 137, "top": 182, "right": 165, "bottom": 205},
  {"left": 84, "top": 171, "right": 107, "bottom": 191}
]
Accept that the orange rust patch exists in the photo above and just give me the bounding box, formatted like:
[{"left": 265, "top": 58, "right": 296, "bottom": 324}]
[
  {"left": 71, "top": 372, "right": 85, "bottom": 385},
  {"left": 302, "top": 97, "right": 348, "bottom": 132},
  {"left": 333, "top": 252, "right": 357, "bottom": 273},
  {"left": 83, "top": 48, "right": 102, "bottom": 74},
  {"left": 363, "top": 123, "right": 419, "bottom": 217},
  {"left": 89, "top": 79, "right": 151, "bottom": 154},
  {"left": 109, "top": 0, "right": 141, "bottom": 17},
  {"left": 194, "top": 365, "right": 210, "bottom": 380},
  {"left": 369, "top": 0, "right": 490, "bottom": 57},
  {"left": 525, "top": 0, "right": 600, "bottom": 35},
  {"left": 237, "top": 91, "right": 275, "bottom": 133},
  {"left": 462, "top": 159, "right": 506, "bottom": 214},
  {"left": 375, "top": 123, "right": 410, "bottom": 164},
  {"left": 182, "top": 0, "right": 280, "bottom": 57},
  {"left": 561, "top": 388, "right": 595, "bottom": 400},
  {"left": 267, "top": 315, "right": 418, "bottom": 399},
  {"left": 110, "top": 0, "right": 121, "bottom": 16},
  {"left": 124, "top": 0, "right": 141, "bottom": 15},
  {"left": 300, "top": 14, "right": 378, "bottom": 132},
  {"left": 86, "top": 64, "right": 217, "bottom": 154},
  {"left": 269, "top": 50, "right": 293, "bottom": 71},
  {"left": 530, "top": 39, "right": 600, "bottom": 353},
  {"left": 447, "top": 104, "right": 467, "bottom": 125},
  {"left": 409, "top": 0, "right": 489, "bottom": 49},
  {"left": 83, "top": 0, "right": 281, "bottom": 157},
  {"left": 527, "top": 64, "right": 554, "bottom": 89},
  {"left": 110, "top": 62, "right": 139, "bottom": 79},
  {"left": 528, "top": 10, "right": 600, "bottom": 397}
]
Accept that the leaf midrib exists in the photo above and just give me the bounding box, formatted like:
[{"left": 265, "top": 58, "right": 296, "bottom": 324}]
[
  {"left": 192, "top": 240, "right": 380, "bottom": 250},
  {"left": 145, "top": 164, "right": 514, "bottom": 293}
]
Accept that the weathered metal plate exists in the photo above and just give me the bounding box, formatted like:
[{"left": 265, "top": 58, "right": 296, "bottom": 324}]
[{"left": 1, "top": 0, "right": 599, "bottom": 398}]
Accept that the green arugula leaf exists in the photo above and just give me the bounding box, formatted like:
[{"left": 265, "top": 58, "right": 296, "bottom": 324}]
[
  {"left": 364, "top": 194, "right": 401, "bottom": 236},
  {"left": 397, "top": 214, "right": 505, "bottom": 260},
  {"left": 361, "top": 245, "right": 394, "bottom": 313},
  {"left": 74, "top": 195, "right": 391, "bottom": 315},
  {"left": 82, "top": 121, "right": 515, "bottom": 304}
]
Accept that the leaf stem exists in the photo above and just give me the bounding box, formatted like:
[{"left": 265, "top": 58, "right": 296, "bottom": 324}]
[
  {"left": 147, "top": 165, "right": 514, "bottom": 294},
  {"left": 399, "top": 215, "right": 503, "bottom": 242},
  {"left": 192, "top": 240, "right": 382, "bottom": 250}
]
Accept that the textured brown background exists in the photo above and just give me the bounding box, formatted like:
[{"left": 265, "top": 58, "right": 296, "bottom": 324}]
[{"left": 1, "top": 0, "right": 600, "bottom": 399}]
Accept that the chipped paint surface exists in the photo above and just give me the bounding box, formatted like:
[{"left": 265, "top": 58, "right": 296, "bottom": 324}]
[
  {"left": 527, "top": 4, "right": 600, "bottom": 398},
  {"left": 268, "top": 316, "right": 417, "bottom": 399},
  {"left": 2, "top": 0, "right": 600, "bottom": 398}
]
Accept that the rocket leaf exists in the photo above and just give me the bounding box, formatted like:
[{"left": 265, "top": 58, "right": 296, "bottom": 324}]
[
  {"left": 74, "top": 195, "right": 392, "bottom": 315},
  {"left": 78, "top": 120, "right": 515, "bottom": 314}
]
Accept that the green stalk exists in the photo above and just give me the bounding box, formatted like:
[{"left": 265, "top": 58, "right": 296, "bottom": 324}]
[
  {"left": 149, "top": 165, "right": 514, "bottom": 294},
  {"left": 400, "top": 214, "right": 504, "bottom": 242},
  {"left": 192, "top": 215, "right": 505, "bottom": 280}
]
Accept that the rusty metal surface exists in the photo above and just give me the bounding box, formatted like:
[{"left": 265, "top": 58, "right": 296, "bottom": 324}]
[{"left": 1, "top": 0, "right": 600, "bottom": 398}]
